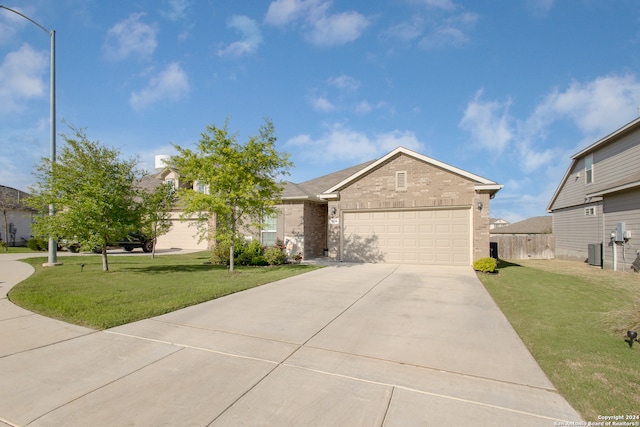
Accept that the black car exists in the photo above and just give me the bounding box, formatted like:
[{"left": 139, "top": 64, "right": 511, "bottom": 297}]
[
  {"left": 91, "top": 233, "right": 154, "bottom": 253},
  {"left": 118, "top": 233, "right": 154, "bottom": 253}
]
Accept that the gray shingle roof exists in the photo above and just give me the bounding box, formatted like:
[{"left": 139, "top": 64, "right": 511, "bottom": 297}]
[
  {"left": 490, "top": 216, "right": 552, "bottom": 235},
  {"left": 281, "top": 160, "right": 377, "bottom": 200}
]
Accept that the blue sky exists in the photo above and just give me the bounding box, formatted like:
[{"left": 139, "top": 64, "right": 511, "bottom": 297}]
[{"left": 1, "top": 0, "right": 640, "bottom": 222}]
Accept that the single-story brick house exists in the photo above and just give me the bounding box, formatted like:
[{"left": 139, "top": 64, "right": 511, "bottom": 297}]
[{"left": 150, "top": 147, "right": 502, "bottom": 266}]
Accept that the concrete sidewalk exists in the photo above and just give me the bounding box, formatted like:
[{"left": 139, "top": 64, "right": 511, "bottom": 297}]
[{"left": 0, "top": 256, "right": 582, "bottom": 426}]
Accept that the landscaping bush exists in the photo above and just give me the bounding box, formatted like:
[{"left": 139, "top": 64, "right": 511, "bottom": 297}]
[
  {"left": 27, "top": 237, "right": 48, "bottom": 252},
  {"left": 251, "top": 255, "right": 268, "bottom": 266},
  {"left": 473, "top": 257, "right": 498, "bottom": 273},
  {"left": 264, "top": 246, "right": 287, "bottom": 265}
]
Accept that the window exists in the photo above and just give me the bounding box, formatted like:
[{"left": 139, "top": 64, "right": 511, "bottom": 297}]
[
  {"left": 585, "top": 154, "right": 593, "bottom": 184},
  {"left": 585, "top": 206, "right": 596, "bottom": 217},
  {"left": 396, "top": 171, "right": 407, "bottom": 191},
  {"left": 166, "top": 178, "right": 175, "bottom": 189},
  {"left": 261, "top": 213, "right": 277, "bottom": 246},
  {"left": 197, "top": 182, "right": 206, "bottom": 194}
]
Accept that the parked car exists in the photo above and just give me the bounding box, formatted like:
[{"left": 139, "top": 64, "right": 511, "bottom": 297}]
[
  {"left": 119, "top": 232, "right": 154, "bottom": 253},
  {"left": 91, "top": 233, "right": 154, "bottom": 253}
]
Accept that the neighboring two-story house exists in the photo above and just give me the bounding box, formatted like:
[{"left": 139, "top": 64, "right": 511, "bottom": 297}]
[
  {"left": 548, "top": 116, "right": 640, "bottom": 271},
  {"left": 0, "top": 185, "right": 35, "bottom": 247}
]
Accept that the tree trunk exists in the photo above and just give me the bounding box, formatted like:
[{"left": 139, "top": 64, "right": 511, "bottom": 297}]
[
  {"left": 229, "top": 238, "right": 235, "bottom": 272},
  {"left": 101, "top": 247, "right": 109, "bottom": 271}
]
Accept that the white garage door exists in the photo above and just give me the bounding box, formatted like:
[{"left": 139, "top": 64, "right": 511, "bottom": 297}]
[
  {"left": 342, "top": 209, "right": 470, "bottom": 265},
  {"left": 155, "top": 214, "right": 208, "bottom": 250}
]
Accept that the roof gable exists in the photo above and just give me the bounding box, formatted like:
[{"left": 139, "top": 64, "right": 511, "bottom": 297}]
[
  {"left": 323, "top": 147, "right": 501, "bottom": 195},
  {"left": 548, "top": 116, "right": 640, "bottom": 211}
]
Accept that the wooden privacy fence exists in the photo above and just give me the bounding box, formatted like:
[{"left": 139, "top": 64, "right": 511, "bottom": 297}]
[{"left": 490, "top": 235, "right": 555, "bottom": 260}]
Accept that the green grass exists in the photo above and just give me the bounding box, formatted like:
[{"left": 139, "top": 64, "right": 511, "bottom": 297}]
[
  {"left": 9, "top": 252, "right": 321, "bottom": 330},
  {"left": 477, "top": 259, "right": 640, "bottom": 421},
  {"left": 1, "top": 246, "right": 40, "bottom": 253}
]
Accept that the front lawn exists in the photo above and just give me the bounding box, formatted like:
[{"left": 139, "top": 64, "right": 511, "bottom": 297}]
[
  {"left": 9, "top": 252, "right": 321, "bottom": 329},
  {"left": 477, "top": 259, "right": 640, "bottom": 421}
]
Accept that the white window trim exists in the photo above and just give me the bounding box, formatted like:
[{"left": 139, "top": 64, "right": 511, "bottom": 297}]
[
  {"left": 396, "top": 171, "right": 407, "bottom": 191},
  {"left": 261, "top": 213, "right": 277, "bottom": 246},
  {"left": 584, "top": 206, "right": 596, "bottom": 217},
  {"left": 585, "top": 154, "right": 593, "bottom": 185}
]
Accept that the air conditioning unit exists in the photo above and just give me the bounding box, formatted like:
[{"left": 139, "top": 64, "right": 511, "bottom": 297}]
[{"left": 588, "top": 243, "right": 602, "bottom": 266}]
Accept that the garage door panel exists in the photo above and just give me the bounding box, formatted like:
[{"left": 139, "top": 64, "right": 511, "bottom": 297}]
[{"left": 342, "top": 209, "right": 470, "bottom": 265}]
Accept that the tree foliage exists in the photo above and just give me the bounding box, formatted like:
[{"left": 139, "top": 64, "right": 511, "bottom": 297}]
[
  {"left": 140, "top": 182, "right": 176, "bottom": 258},
  {"left": 171, "top": 118, "right": 292, "bottom": 272},
  {"left": 28, "top": 126, "right": 144, "bottom": 271}
]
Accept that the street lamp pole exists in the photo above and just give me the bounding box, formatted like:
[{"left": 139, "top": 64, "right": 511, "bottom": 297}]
[{"left": 0, "top": 5, "right": 59, "bottom": 266}]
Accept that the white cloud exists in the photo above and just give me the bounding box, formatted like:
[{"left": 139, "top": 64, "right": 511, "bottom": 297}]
[
  {"left": 328, "top": 74, "right": 361, "bottom": 91},
  {"left": 384, "top": 16, "right": 424, "bottom": 43},
  {"left": 355, "top": 100, "right": 372, "bottom": 114},
  {"left": 410, "top": 0, "right": 457, "bottom": 10},
  {"left": 286, "top": 123, "right": 423, "bottom": 163},
  {"left": 528, "top": 0, "right": 555, "bottom": 16},
  {"left": 459, "top": 90, "right": 513, "bottom": 153},
  {"left": 530, "top": 74, "right": 640, "bottom": 138},
  {"left": 460, "top": 73, "right": 640, "bottom": 174},
  {"left": 310, "top": 96, "right": 336, "bottom": 112},
  {"left": 104, "top": 13, "right": 158, "bottom": 61},
  {"left": 419, "top": 12, "right": 478, "bottom": 49},
  {"left": 162, "top": 0, "right": 192, "bottom": 21},
  {"left": 306, "top": 10, "right": 369, "bottom": 47},
  {"left": 217, "top": 15, "right": 263, "bottom": 57},
  {"left": 265, "top": 0, "right": 369, "bottom": 47},
  {"left": 130, "top": 62, "right": 189, "bottom": 111},
  {"left": 0, "top": 44, "right": 48, "bottom": 113},
  {"left": 264, "top": 0, "right": 319, "bottom": 26}
]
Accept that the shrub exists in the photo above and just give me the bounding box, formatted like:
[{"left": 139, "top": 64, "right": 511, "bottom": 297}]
[
  {"left": 473, "top": 257, "right": 498, "bottom": 273},
  {"left": 27, "top": 237, "right": 48, "bottom": 251},
  {"left": 210, "top": 237, "right": 243, "bottom": 265},
  {"left": 251, "top": 255, "right": 268, "bottom": 266},
  {"left": 264, "top": 246, "right": 286, "bottom": 265}
]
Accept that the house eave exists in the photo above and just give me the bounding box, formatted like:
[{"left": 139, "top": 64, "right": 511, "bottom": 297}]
[
  {"left": 325, "top": 147, "right": 500, "bottom": 193},
  {"left": 586, "top": 181, "right": 640, "bottom": 198},
  {"left": 318, "top": 193, "right": 339, "bottom": 200}
]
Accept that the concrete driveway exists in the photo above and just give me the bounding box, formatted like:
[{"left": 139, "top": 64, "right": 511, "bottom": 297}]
[{"left": 0, "top": 257, "right": 582, "bottom": 426}]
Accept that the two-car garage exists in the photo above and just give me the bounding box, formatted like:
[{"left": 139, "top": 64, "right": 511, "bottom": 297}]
[{"left": 341, "top": 208, "right": 471, "bottom": 266}]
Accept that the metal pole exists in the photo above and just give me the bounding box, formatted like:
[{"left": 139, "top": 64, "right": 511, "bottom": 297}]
[
  {"left": 0, "top": 5, "right": 59, "bottom": 265},
  {"left": 47, "top": 29, "right": 57, "bottom": 265}
]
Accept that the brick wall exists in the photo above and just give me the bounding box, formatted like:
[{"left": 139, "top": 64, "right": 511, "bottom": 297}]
[{"left": 327, "top": 153, "right": 491, "bottom": 261}]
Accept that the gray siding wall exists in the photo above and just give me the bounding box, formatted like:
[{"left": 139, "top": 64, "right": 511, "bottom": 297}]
[
  {"left": 552, "top": 157, "right": 590, "bottom": 210},
  {"left": 602, "top": 188, "right": 640, "bottom": 271},
  {"left": 552, "top": 129, "right": 640, "bottom": 210},
  {"left": 551, "top": 125, "right": 640, "bottom": 270},
  {"left": 553, "top": 203, "right": 602, "bottom": 260},
  {"left": 595, "top": 130, "right": 640, "bottom": 187},
  {"left": 0, "top": 209, "right": 33, "bottom": 246}
]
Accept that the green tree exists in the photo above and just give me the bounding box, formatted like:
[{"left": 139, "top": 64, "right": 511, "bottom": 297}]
[
  {"left": 140, "top": 182, "right": 176, "bottom": 258},
  {"left": 28, "top": 126, "right": 143, "bottom": 271},
  {"left": 171, "top": 118, "right": 292, "bottom": 272}
]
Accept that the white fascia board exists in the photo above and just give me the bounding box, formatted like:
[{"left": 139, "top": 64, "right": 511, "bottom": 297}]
[
  {"left": 572, "top": 116, "right": 640, "bottom": 159},
  {"left": 323, "top": 147, "right": 498, "bottom": 194},
  {"left": 318, "top": 193, "right": 339, "bottom": 200},
  {"left": 475, "top": 183, "right": 503, "bottom": 192}
]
